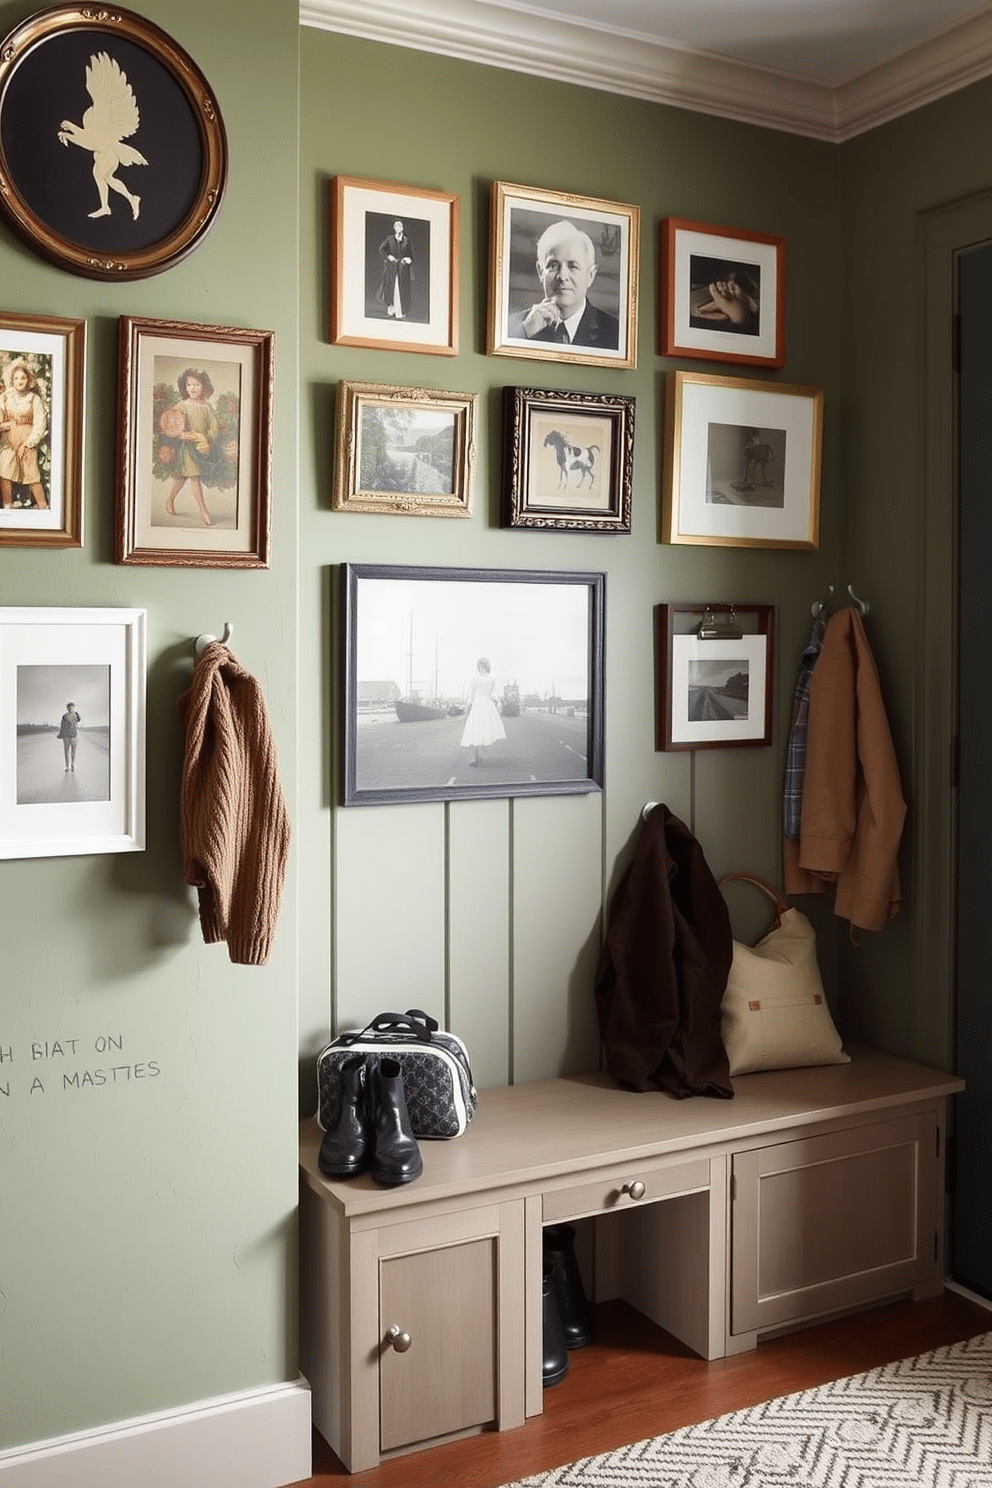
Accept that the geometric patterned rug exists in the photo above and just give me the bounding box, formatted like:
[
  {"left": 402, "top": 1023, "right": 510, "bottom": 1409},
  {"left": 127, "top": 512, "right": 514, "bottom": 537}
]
[{"left": 498, "top": 1332, "right": 992, "bottom": 1488}]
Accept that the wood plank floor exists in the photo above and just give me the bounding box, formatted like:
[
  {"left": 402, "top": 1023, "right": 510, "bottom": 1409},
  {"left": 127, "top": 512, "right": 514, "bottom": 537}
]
[{"left": 291, "top": 1289, "right": 991, "bottom": 1487}]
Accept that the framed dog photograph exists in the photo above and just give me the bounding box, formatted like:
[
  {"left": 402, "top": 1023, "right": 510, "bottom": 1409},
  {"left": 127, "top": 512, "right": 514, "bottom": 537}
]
[
  {"left": 659, "top": 218, "right": 786, "bottom": 368},
  {"left": 662, "top": 370, "right": 822, "bottom": 550},
  {"left": 502, "top": 386, "right": 634, "bottom": 532}
]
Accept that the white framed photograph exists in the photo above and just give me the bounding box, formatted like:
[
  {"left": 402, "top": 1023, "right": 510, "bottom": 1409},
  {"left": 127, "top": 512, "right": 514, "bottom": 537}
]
[
  {"left": 655, "top": 603, "right": 775, "bottom": 751},
  {"left": 0, "top": 607, "right": 146, "bottom": 858},
  {"left": 662, "top": 370, "right": 822, "bottom": 550}
]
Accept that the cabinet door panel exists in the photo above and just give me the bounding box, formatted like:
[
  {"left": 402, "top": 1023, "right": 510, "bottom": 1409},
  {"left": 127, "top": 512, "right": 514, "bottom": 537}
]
[
  {"left": 732, "top": 1112, "right": 937, "bottom": 1336},
  {"left": 379, "top": 1238, "right": 496, "bottom": 1451}
]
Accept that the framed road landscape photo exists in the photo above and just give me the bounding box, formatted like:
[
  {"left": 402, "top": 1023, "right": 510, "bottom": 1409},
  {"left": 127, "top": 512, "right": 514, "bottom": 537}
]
[
  {"left": 502, "top": 385, "right": 634, "bottom": 532},
  {"left": 655, "top": 603, "right": 774, "bottom": 751},
  {"left": 659, "top": 218, "right": 786, "bottom": 368},
  {"left": 330, "top": 176, "right": 459, "bottom": 356},
  {"left": 341, "top": 563, "right": 605, "bottom": 806},
  {"left": 333, "top": 381, "right": 477, "bottom": 518},
  {"left": 0, "top": 606, "right": 146, "bottom": 858},
  {"left": 116, "top": 316, "right": 274, "bottom": 568},
  {"left": 0, "top": 311, "right": 85, "bottom": 549},
  {"left": 662, "top": 370, "right": 822, "bottom": 550},
  {"left": 488, "top": 181, "right": 639, "bottom": 369},
  {"left": 0, "top": 5, "right": 227, "bottom": 281}
]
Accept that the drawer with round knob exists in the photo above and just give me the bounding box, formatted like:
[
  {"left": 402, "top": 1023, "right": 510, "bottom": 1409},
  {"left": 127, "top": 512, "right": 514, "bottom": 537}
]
[{"left": 542, "top": 1155, "right": 710, "bottom": 1223}]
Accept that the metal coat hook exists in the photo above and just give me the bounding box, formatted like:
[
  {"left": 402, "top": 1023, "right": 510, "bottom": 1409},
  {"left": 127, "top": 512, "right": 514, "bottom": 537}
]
[
  {"left": 847, "top": 585, "right": 870, "bottom": 616},
  {"left": 194, "top": 621, "right": 234, "bottom": 656},
  {"left": 811, "top": 585, "right": 834, "bottom": 618},
  {"left": 641, "top": 801, "right": 658, "bottom": 821}
]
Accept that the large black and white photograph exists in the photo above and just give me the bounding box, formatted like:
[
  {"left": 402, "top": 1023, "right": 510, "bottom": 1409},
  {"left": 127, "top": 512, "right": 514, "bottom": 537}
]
[
  {"left": 330, "top": 176, "right": 459, "bottom": 356},
  {"left": 659, "top": 217, "right": 785, "bottom": 368},
  {"left": 662, "top": 370, "right": 822, "bottom": 550},
  {"left": 0, "top": 607, "right": 146, "bottom": 858},
  {"left": 655, "top": 603, "right": 774, "bottom": 751},
  {"left": 488, "top": 181, "right": 639, "bottom": 369},
  {"left": 0, "top": 6, "right": 227, "bottom": 281},
  {"left": 332, "top": 381, "right": 477, "bottom": 518},
  {"left": 341, "top": 564, "right": 605, "bottom": 805},
  {"left": 0, "top": 312, "right": 84, "bottom": 548}
]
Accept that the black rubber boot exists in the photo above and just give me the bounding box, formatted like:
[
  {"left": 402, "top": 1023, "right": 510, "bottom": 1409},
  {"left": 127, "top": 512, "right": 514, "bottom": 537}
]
[
  {"left": 542, "top": 1258, "right": 569, "bottom": 1387},
  {"left": 369, "top": 1058, "right": 423, "bottom": 1186},
  {"left": 543, "top": 1223, "right": 593, "bottom": 1349},
  {"left": 318, "top": 1054, "right": 371, "bottom": 1178}
]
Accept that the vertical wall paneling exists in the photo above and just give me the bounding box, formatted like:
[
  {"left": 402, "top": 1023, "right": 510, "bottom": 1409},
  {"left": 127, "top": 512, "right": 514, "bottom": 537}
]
[
  {"left": 511, "top": 793, "right": 604, "bottom": 1082},
  {"left": 448, "top": 799, "right": 512, "bottom": 1090},
  {"left": 333, "top": 805, "right": 446, "bottom": 1032}
]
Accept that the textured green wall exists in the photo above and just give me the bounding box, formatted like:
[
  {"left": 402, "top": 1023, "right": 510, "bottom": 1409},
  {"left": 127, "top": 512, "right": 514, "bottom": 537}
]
[
  {"left": 295, "top": 29, "right": 846, "bottom": 1076},
  {"left": 0, "top": 0, "right": 300, "bottom": 1451}
]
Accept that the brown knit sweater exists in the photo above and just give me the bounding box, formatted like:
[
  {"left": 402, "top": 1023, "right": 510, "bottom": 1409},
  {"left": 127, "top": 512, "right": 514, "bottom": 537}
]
[{"left": 177, "top": 642, "right": 291, "bottom": 966}]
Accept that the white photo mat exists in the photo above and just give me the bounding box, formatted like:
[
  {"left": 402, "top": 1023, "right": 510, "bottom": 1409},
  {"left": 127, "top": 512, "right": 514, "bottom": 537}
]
[
  {"left": 333, "top": 179, "right": 457, "bottom": 353},
  {"left": 0, "top": 607, "right": 145, "bottom": 858},
  {"left": 670, "top": 633, "right": 768, "bottom": 745},
  {"left": 671, "top": 226, "right": 781, "bottom": 364},
  {"left": 665, "top": 371, "right": 821, "bottom": 549}
]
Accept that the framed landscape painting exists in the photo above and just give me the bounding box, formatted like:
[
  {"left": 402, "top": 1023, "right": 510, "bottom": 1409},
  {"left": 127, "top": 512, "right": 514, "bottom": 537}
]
[
  {"left": 332, "top": 381, "right": 477, "bottom": 518},
  {"left": 341, "top": 563, "right": 605, "bottom": 806}
]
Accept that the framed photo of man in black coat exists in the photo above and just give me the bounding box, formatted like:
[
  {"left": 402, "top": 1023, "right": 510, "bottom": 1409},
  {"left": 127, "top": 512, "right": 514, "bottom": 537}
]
[{"left": 488, "top": 181, "right": 639, "bottom": 370}]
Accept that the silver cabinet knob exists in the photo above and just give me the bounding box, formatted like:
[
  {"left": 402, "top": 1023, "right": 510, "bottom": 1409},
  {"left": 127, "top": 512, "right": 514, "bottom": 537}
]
[
  {"left": 621, "top": 1180, "right": 646, "bottom": 1201},
  {"left": 387, "top": 1325, "right": 412, "bottom": 1352}
]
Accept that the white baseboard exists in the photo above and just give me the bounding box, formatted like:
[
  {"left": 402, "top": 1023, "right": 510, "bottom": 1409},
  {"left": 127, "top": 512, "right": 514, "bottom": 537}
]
[{"left": 0, "top": 1377, "right": 312, "bottom": 1488}]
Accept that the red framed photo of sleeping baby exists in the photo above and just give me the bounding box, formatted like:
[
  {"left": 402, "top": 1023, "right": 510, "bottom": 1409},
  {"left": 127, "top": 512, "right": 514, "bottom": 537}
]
[
  {"left": 659, "top": 218, "right": 786, "bottom": 369},
  {"left": 115, "top": 316, "right": 274, "bottom": 568}
]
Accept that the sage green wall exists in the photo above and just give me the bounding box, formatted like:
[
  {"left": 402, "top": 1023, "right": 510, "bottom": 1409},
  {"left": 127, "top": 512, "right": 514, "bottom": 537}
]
[
  {"left": 0, "top": 0, "right": 301, "bottom": 1452},
  {"left": 837, "top": 76, "right": 992, "bottom": 1071},
  {"left": 296, "top": 30, "right": 845, "bottom": 1088}
]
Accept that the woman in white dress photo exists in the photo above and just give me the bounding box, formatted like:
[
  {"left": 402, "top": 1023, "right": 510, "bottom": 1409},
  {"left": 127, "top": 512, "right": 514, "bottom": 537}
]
[{"left": 460, "top": 657, "right": 506, "bottom": 767}]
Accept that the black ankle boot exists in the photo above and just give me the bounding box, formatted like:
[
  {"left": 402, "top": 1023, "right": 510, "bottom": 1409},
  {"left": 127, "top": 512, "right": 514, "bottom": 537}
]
[
  {"left": 318, "top": 1054, "right": 371, "bottom": 1178},
  {"left": 543, "top": 1223, "right": 592, "bottom": 1349},
  {"left": 542, "top": 1258, "right": 569, "bottom": 1387},
  {"left": 369, "top": 1058, "right": 423, "bottom": 1186}
]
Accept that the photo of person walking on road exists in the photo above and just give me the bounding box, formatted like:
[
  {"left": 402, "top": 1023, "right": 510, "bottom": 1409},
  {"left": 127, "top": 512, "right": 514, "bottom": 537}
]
[{"left": 57, "top": 701, "right": 81, "bottom": 771}]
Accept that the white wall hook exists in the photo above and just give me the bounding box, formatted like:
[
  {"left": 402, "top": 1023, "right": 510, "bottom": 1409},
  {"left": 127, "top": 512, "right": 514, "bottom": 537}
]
[{"left": 194, "top": 621, "right": 234, "bottom": 656}]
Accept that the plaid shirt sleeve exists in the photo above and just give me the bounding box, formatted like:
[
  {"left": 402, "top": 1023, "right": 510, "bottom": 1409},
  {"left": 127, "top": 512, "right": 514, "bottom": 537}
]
[{"left": 783, "top": 611, "right": 827, "bottom": 840}]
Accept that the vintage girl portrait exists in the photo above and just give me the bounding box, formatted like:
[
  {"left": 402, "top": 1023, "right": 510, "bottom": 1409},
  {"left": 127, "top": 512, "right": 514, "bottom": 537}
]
[
  {"left": 0, "top": 313, "right": 84, "bottom": 548},
  {"left": 116, "top": 317, "right": 273, "bottom": 568}
]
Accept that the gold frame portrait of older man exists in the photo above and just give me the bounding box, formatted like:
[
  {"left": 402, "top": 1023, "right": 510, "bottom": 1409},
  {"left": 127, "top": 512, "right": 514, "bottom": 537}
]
[{"left": 488, "top": 181, "right": 639, "bottom": 370}]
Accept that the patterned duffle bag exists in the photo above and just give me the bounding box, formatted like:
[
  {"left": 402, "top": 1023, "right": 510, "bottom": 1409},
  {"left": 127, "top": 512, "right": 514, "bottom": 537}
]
[{"left": 316, "top": 1008, "right": 477, "bottom": 1139}]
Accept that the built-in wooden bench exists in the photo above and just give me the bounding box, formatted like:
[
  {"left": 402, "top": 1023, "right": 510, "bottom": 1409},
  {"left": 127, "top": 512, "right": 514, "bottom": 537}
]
[{"left": 299, "top": 1042, "right": 962, "bottom": 1472}]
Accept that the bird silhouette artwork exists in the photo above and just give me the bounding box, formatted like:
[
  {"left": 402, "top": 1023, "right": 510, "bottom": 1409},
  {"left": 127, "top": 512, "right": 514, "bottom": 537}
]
[{"left": 57, "top": 51, "right": 147, "bottom": 221}]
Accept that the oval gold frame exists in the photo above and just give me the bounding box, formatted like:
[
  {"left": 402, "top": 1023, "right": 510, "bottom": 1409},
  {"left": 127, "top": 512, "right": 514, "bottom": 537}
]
[{"left": 0, "top": 5, "right": 227, "bottom": 281}]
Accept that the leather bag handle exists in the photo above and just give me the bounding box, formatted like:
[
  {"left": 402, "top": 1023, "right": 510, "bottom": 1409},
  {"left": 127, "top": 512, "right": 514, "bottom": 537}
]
[
  {"left": 719, "top": 872, "right": 790, "bottom": 929},
  {"left": 340, "top": 1009, "right": 438, "bottom": 1046}
]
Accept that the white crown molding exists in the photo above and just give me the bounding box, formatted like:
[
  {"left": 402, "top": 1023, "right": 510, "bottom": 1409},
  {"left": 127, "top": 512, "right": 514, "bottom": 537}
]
[{"left": 300, "top": 0, "right": 992, "bottom": 144}]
